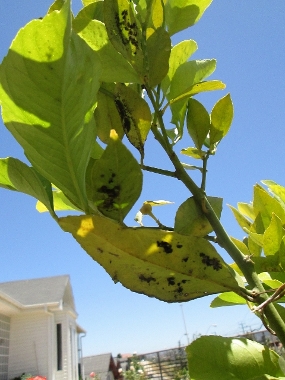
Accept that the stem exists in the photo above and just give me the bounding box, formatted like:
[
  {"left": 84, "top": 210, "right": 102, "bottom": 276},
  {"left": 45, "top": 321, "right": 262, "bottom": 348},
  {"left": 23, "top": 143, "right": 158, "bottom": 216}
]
[
  {"left": 142, "top": 165, "right": 177, "bottom": 178},
  {"left": 146, "top": 85, "right": 285, "bottom": 345}
]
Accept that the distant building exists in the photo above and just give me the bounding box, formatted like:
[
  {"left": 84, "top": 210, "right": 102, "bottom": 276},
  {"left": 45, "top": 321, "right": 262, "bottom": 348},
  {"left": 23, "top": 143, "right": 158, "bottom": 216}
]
[
  {"left": 0, "top": 275, "right": 85, "bottom": 380},
  {"left": 83, "top": 353, "right": 121, "bottom": 380}
]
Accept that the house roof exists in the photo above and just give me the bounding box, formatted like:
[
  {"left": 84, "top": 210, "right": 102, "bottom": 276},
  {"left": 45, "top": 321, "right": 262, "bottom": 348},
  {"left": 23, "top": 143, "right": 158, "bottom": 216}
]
[
  {"left": 0, "top": 275, "right": 76, "bottom": 314},
  {"left": 83, "top": 353, "right": 120, "bottom": 380}
]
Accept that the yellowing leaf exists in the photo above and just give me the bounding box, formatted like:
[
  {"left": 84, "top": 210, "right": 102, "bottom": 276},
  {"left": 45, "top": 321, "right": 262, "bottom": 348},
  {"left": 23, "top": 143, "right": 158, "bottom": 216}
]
[{"left": 59, "top": 214, "right": 241, "bottom": 302}]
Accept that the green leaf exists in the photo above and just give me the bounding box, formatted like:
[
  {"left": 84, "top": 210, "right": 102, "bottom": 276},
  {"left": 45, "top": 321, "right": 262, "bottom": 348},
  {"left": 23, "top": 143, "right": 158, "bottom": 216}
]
[
  {"left": 186, "top": 98, "right": 210, "bottom": 150},
  {"left": 180, "top": 147, "right": 206, "bottom": 160},
  {"left": 231, "top": 237, "right": 250, "bottom": 257},
  {"left": 263, "top": 214, "right": 284, "bottom": 256},
  {"left": 95, "top": 84, "right": 124, "bottom": 144},
  {"left": 238, "top": 202, "right": 255, "bottom": 221},
  {"left": 187, "top": 336, "right": 282, "bottom": 380},
  {"left": 73, "top": 7, "right": 141, "bottom": 83},
  {"left": 253, "top": 184, "right": 285, "bottom": 229},
  {"left": 165, "top": 0, "right": 213, "bottom": 36},
  {"left": 167, "top": 59, "right": 216, "bottom": 124},
  {"left": 104, "top": 0, "right": 144, "bottom": 80},
  {"left": 262, "top": 180, "right": 285, "bottom": 208},
  {"left": 145, "top": 27, "right": 171, "bottom": 88},
  {"left": 229, "top": 205, "right": 252, "bottom": 230},
  {"left": 0, "top": 0, "right": 101, "bottom": 212},
  {"left": 210, "top": 93, "right": 234, "bottom": 144},
  {"left": 59, "top": 214, "right": 241, "bottom": 302},
  {"left": 114, "top": 83, "right": 152, "bottom": 159},
  {"left": 82, "top": 0, "right": 97, "bottom": 6},
  {"left": 0, "top": 157, "right": 55, "bottom": 217},
  {"left": 161, "top": 39, "right": 198, "bottom": 95},
  {"left": 86, "top": 130, "right": 142, "bottom": 222},
  {"left": 169, "top": 80, "right": 226, "bottom": 106},
  {"left": 210, "top": 292, "right": 247, "bottom": 307},
  {"left": 174, "top": 196, "right": 223, "bottom": 237},
  {"left": 36, "top": 190, "right": 81, "bottom": 213},
  {"left": 169, "top": 59, "right": 216, "bottom": 101}
]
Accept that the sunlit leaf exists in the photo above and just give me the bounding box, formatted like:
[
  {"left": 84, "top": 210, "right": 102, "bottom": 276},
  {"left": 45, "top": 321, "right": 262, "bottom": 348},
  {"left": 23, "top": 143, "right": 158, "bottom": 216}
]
[
  {"left": 104, "top": 0, "right": 144, "bottom": 80},
  {"left": 161, "top": 39, "right": 198, "bottom": 95},
  {"left": 0, "top": 0, "right": 101, "bottom": 212},
  {"left": 210, "top": 292, "right": 247, "bottom": 307},
  {"left": 174, "top": 196, "right": 223, "bottom": 237},
  {"left": 59, "top": 214, "right": 242, "bottom": 302},
  {"left": 253, "top": 184, "right": 285, "bottom": 228},
  {"left": 228, "top": 205, "right": 252, "bottom": 230},
  {"left": 73, "top": 7, "right": 140, "bottom": 82},
  {"left": 180, "top": 147, "right": 206, "bottom": 160},
  {"left": 237, "top": 202, "right": 255, "bottom": 221},
  {"left": 263, "top": 214, "right": 284, "bottom": 256},
  {"left": 0, "top": 158, "right": 55, "bottom": 217},
  {"left": 262, "top": 180, "right": 285, "bottom": 208},
  {"left": 36, "top": 190, "right": 81, "bottom": 213},
  {"left": 165, "top": 0, "right": 213, "bottom": 36},
  {"left": 186, "top": 98, "right": 210, "bottom": 150},
  {"left": 187, "top": 336, "right": 282, "bottom": 380},
  {"left": 210, "top": 93, "right": 234, "bottom": 144}
]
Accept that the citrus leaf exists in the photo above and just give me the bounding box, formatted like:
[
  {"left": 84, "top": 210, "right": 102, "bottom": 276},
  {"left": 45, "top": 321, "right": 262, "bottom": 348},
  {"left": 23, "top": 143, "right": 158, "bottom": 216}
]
[
  {"left": 161, "top": 39, "right": 198, "bottom": 95},
  {"left": 73, "top": 7, "right": 140, "bottom": 83},
  {"left": 104, "top": 0, "right": 144, "bottom": 80},
  {"left": 114, "top": 83, "right": 152, "bottom": 159},
  {"left": 253, "top": 184, "right": 285, "bottom": 229},
  {"left": 210, "top": 93, "right": 234, "bottom": 144},
  {"left": 85, "top": 130, "right": 142, "bottom": 222},
  {"left": 228, "top": 205, "right": 252, "bottom": 230},
  {"left": 262, "top": 180, "right": 285, "bottom": 208},
  {"left": 36, "top": 190, "right": 81, "bottom": 213},
  {"left": 180, "top": 147, "right": 206, "bottom": 160},
  {"left": 95, "top": 84, "right": 124, "bottom": 144},
  {"left": 174, "top": 196, "right": 223, "bottom": 237},
  {"left": 187, "top": 336, "right": 282, "bottom": 380},
  {"left": 210, "top": 292, "right": 247, "bottom": 308},
  {"left": 59, "top": 214, "right": 242, "bottom": 303},
  {"left": 165, "top": 0, "right": 213, "bottom": 36},
  {"left": 263, "top": 214, "right": 284, "bottom": 256},
  {"left": 186, "top": 98, "right": 210, "bottom": 150},
  {"left": 0, "top": 157, "right": 55, "bottom": 217},
  {"left": 145, "top": 27, "right": 171, "bottom": 88},
  {"left": 0, "top": 0, "right": 101, "bottom": 212}
]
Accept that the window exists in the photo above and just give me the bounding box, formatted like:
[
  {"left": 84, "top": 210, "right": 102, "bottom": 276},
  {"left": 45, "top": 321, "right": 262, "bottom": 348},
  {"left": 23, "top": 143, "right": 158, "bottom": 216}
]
[{"left": 56, "top": 323, "right": 62, "bottom": 371}]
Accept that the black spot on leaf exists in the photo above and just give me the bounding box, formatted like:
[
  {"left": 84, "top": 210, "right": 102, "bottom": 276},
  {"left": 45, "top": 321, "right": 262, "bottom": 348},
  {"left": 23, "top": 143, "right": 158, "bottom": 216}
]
[
  {"left": 139, "top": 274, "right": 156, "bottom": 284},
  {"left": 167, "top": 277, "right": 175, "bottom": 286},
  {"left": 157, "top": 241, "right": 173, "bottom": 254},
  {"left": 199, "top": 252, "right": 222, "bottom": 271}
]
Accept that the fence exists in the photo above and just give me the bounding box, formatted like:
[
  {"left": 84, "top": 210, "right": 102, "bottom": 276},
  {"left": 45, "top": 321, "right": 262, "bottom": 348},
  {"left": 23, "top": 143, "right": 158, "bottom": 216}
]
[{"left": 134, "top": 346, "right": 188, "bottom": 380}]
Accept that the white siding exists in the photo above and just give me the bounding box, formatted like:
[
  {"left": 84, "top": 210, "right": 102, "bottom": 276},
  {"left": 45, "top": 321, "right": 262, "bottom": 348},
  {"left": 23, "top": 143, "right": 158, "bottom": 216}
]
[
  {"left": 54, "top": 312, "right": 79, "bottom": 380},
  {"left": 8, "top": 311, "right": 51, "bottom": 379}
]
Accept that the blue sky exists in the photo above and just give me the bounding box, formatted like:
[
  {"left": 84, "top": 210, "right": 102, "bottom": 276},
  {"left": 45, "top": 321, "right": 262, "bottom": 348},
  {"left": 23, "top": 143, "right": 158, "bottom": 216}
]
[{"left": 0, "top": 1, "right": 285, "bottom": 356}]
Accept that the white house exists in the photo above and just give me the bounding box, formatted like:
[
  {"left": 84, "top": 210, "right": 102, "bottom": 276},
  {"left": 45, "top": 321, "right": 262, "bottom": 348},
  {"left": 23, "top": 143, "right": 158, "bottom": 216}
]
[{"left": 0, "top": 275, "right": 85, "bottom": 380}]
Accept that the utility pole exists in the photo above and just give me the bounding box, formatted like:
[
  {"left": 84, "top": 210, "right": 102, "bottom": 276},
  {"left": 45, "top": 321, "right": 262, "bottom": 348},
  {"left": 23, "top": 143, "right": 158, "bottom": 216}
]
[{"left": 180, "top": 304, "right": 190, "bottom": 345}]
